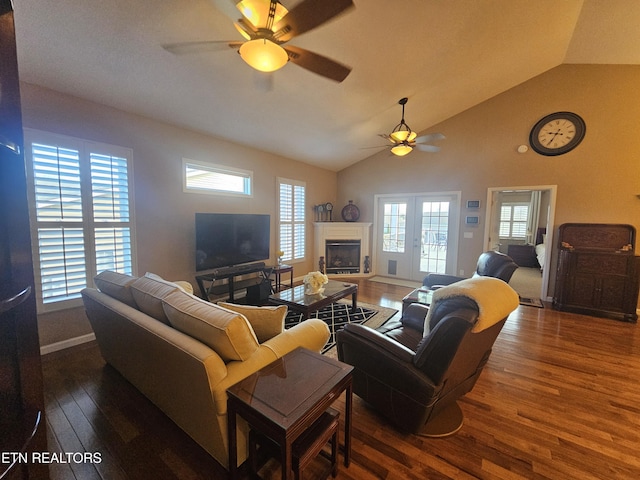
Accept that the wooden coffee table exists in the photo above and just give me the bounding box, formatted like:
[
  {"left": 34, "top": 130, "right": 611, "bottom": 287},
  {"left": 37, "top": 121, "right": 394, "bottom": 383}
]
[
  {"left": 268, "top": 279, "right": 358, "bottom": 320},
  {"left": 227, "top": 347, "right": 353, "bottom": 480}
]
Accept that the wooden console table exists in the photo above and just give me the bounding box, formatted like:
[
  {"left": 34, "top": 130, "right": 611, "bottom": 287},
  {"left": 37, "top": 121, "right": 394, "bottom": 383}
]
[{"left": 227, "top": 347, "right": 353, "bottom": 480}]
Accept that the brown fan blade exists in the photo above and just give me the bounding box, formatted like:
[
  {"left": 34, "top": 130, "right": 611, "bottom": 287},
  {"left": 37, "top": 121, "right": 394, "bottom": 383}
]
[
  {"left": 162, "top": 41, "right": 242, "bottom": 55},
  {"left": 272, "top": 0, "right": 354, "bottom": 43},
  {"left": 283, "top": 45, "right": 351, "bottom": 82},
  {"left": 415, "top": 133, "right": 445, "bottom": 144}
]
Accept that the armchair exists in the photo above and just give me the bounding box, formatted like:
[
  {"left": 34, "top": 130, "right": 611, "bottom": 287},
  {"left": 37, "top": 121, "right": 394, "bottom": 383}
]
[
  {"left": 336, "top": 277, "right": 519, "bottom": 436},
  {"left": 423, "top": 250, "right": 518, "bottom": 289}
]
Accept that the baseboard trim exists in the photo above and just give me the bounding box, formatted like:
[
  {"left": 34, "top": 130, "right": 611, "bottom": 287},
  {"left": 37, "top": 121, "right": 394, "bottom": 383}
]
[{"left": 40, "top": 333, "right": 96, "bottom": 356}]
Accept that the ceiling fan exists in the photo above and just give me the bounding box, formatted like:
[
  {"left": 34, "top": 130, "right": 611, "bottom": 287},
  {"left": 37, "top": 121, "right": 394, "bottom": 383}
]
[
  {"left": 162, "top": 0, "right": 354, "bottom": 82},
  {"left": 378, "top": 97, "right": 445, "bottom": 156}
]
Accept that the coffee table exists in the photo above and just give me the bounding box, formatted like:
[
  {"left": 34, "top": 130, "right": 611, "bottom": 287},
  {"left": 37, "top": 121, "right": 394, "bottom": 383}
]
[
  {"left": 268, "top": 279, "right": 358, "bottom": 320},
  {"left": 227, "top": 347, "right": 353, "bottom": 480}
]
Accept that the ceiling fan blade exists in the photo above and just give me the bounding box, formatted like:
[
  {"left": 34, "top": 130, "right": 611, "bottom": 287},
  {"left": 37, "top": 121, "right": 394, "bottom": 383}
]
[
  {"left": 284, "top": 45, "right": 351, "bottom": 82},
  {"left": 416, "top": 144, "right": 441, "bottom": 153},
  {"left": 415, "top": 133, "right": 445, "bottom": 144},
  {"left": 377, "top": 133, "right": 396, "bottom": 144},
  {"left": 273, "top": 0, "right": 354, "bottom": 43},
  {"left": 162, "top": 41, "right": 242, "bottom": 55},
  {"left": 235, "top": 18, "right": 258, "bottom": 39}
]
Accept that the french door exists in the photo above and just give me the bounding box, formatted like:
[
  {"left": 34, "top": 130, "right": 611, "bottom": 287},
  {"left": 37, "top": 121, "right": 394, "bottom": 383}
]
[{"left": 375, "top": 193, "right": 460, "bottom": 281}]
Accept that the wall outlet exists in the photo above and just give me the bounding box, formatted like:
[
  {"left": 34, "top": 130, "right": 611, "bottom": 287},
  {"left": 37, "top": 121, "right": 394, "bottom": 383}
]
[{"left": 459, "top": 269, "right": 465, "bottom": 276}]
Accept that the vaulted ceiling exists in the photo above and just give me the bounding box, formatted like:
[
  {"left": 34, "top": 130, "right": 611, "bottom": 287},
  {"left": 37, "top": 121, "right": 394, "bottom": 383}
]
[{"left": 13, "top": 0, "right": 640, "bottom": 171}]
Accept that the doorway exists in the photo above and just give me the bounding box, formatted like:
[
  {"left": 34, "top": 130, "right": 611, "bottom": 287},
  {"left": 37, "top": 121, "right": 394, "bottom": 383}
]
[
  {"left": 484, "top": 185, "right": 557, "bottom": 300},
  {"left": 374, "top": 192, "right": 461, "bottom": 282}
]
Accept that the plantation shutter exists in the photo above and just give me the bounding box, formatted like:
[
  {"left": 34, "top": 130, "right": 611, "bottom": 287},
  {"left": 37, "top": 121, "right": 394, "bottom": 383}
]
[
  {"left": 278, "top": 178, "right": 306, "bottom": 262},
  {"left": 26, "top": 131, "right": 135, "bottom": 311},
  {"left": 31, "top": 143, "right": 87, "bottom": 303}
]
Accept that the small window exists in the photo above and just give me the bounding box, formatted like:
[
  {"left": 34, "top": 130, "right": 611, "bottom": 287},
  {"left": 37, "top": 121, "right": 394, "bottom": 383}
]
[
  {"left": 183, "top": 159, "right": 252, "bottom": 196},
  {"left": 499, "top": 203, "right": 529, "bottom": 239}
]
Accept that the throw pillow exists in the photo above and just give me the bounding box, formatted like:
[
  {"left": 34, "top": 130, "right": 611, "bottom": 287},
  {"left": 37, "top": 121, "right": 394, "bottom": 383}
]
[
  {"left": 217, "top": 302, "right": 286, "bottom": 343},
  {"left": 94, "top": 271, "right": 138, "bottom": 307},
  {"left": 130, "top": 274, "right": 181, "bottom": 324},
  {"left": 144, "top": 272, "right": 194, "bottom": 294},
  {"left": 162, "top": 290, "right": 259, "bottom": 362}
]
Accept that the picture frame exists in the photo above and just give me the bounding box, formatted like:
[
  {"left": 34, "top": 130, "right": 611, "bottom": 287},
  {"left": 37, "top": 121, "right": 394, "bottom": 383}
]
[{"left": 466, "top": 200, "right": 480, "bottom": 209}]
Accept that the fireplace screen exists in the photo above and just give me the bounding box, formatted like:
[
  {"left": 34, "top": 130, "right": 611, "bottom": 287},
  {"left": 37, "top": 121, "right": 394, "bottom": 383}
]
[{"left": 325, "top": 240, "right": 361, "bottom": 274}]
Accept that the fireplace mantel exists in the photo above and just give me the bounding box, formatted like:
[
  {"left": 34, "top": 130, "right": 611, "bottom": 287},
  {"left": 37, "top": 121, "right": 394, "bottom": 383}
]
[{"left": 314, "top": 222, "right": 372, "bottom": 276}]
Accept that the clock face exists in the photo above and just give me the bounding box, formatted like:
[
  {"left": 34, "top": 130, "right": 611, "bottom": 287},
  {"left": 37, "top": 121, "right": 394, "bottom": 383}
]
[{"left": 529, "top": 112, "right": 585, "bottom": 156}]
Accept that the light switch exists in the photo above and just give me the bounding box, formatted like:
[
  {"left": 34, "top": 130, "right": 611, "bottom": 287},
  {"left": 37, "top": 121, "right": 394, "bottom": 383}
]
[{"left": 464, "top": 232, "right": 473, "bottom": 239}]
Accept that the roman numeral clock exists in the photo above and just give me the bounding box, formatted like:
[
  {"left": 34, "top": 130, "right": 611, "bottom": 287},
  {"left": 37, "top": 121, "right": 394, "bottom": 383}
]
[{"left": 529, "top": 111, "right": 586, "bottom": 156}]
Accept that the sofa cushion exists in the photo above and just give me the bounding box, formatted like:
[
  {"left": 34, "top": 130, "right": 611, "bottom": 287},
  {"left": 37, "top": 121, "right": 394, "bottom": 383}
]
[
  {"left": 144, "top": 272, "right": 194, "bottom": 295},
  {"left": 130, "top": 274, "right": 182, "bottom": 324},
  {"left": 94, "top": 270, "right": 138, "bottom": 307},
  {"left": 217, "top": 302, "right": 286, "bottom": 343},
  {"left": 162, "top": 290, "right": 259, "bottom": 362}
]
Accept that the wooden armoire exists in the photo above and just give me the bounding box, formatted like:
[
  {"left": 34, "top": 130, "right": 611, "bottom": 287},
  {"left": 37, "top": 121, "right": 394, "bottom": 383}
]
[
  {"left": 1, "top": 1, "right": 48, "bottom": 478},
  {"left": 553, "top": 223, "right": 640, "bottom": 322}
]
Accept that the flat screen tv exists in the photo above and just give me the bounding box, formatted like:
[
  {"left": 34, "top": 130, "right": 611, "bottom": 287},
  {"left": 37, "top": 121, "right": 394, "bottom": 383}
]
[{"left": 195, "top": 213, "right": 270, "bottom": 271}]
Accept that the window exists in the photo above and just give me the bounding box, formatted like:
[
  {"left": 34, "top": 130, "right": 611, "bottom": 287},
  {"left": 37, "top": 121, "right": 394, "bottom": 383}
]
[
  {"left": 499, "top": 203, "right": 529, "bottom": 239},
  {"left": 382, "top": 202, "right": 407, "bottom": 253},
  {"left": 25, "top": 130, "right": 135, "bottom": 312},
  {"left": 278, "top": 178, "right": 305, "bottom": 263},
  {"left": 183, "top": 159, "right": 252, "bottom": 196}
]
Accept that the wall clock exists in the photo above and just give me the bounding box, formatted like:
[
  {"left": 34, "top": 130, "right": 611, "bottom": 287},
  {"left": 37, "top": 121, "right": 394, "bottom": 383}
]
[{"left": 529, "top": 111, "right": 586, "bottom": 156}]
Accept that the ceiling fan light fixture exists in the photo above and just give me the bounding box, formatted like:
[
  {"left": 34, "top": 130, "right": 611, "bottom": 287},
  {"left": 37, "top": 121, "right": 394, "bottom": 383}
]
[
  {"left": 239, "top": 38, "right": 289, "bottom": 72},
  {"left": 389, "top": 129, "right": 417, "bottom": 143},
  {"left": 236, "top": 0, "right": 288, "bottom": 29},
  {"left": 391, "top": 144, "right": 413, "bottom": 156}
]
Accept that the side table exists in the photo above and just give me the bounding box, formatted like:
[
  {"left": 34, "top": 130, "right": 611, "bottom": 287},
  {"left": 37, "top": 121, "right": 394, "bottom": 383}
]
[
  {"left": 402, "top": 287, "right": 433, "bottom": 313},
  {"left": 227, "top": 347, "right": 353, "bottom": 480},
  {"left": 270, "top": 264, "right": 294, "bottom": 292}
]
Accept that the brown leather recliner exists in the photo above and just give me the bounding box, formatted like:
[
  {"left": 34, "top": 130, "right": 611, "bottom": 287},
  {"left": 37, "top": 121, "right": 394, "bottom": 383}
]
[
  {"left": 423, "top": 250, "right": 518, "bottom": 289},
  {"left": 336, "top": 277, "right": 519, "bottom": 436}
]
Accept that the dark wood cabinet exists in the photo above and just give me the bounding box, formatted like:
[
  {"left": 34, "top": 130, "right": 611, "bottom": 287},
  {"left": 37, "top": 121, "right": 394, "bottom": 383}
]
[
  {"left": 553, "top": 224, "right": 640, "bottom": 322},
  {"left": 1, "top": 2, "right": 48, "bottom": 478}
]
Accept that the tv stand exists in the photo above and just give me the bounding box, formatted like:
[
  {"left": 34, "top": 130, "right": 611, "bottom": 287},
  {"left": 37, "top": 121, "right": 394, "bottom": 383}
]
[{"left": 195, "top": 262, "right": 272, "bottom": 302}]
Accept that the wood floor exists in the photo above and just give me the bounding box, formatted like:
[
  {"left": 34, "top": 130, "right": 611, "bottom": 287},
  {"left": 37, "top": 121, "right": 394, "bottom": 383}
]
[{"left": 41, "top": 278, "right": 640, "bottom": 479}]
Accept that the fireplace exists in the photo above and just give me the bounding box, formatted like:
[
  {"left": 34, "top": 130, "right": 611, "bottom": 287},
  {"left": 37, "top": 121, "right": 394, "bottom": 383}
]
[
  {"left": 314, "top": 222, "right": 372, "bottom": 277},
  {"left": 325, "top": 240, "right": 361, "bottom": 274}
]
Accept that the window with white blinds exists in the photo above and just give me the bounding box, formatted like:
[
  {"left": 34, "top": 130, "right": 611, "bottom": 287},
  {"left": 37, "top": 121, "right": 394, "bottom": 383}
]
[
  {"left": 25, "top": 130, "right": 135, "bottom": 311},
  {"left": 499, "top": 203, "right": 529, "bottom": 239},
  {"left": 183, "top": 159, "right": 252, "bottom": 196},
  {"left": 278, "top": 178, "right": 306, "bottom": 263}
]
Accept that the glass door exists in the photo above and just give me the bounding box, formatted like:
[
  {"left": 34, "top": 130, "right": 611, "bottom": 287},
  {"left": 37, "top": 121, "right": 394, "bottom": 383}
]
[{"left": 375, "top": 193, "right": 460, "bottom": 281}]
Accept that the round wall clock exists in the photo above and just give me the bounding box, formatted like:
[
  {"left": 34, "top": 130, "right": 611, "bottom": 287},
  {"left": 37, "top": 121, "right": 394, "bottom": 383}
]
[
  {"left": 529, "top": 111, "right": 586, "bottom": 156},
  {"left": 341, "top": 200, "right": 360, "bottom": 222}
]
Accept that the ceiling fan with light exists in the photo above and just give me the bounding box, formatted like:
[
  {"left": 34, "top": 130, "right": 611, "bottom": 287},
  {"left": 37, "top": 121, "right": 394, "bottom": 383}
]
[
  {"left": 163, "top": 0, "right": 354, "bottom": 82},
  {"left": 378, "top": 97, "right": 445, "bottom": 156}
]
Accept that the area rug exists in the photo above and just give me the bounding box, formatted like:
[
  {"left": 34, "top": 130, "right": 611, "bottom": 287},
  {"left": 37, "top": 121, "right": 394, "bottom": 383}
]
[
  {"left": 519, "top": 296, "right": 544, "bottom": 308},
  {"left": 285, "top": 300, "right": 398, "bottom": 353}
]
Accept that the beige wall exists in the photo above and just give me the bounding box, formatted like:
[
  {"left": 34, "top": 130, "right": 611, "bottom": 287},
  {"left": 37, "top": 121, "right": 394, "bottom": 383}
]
[
  {"left": 20, "top": 83, "right": 337, "bottom": 347},
  {"left": 338, "top": 64, "right": 640, "bottom": 296},
  {"left": 26, "top": 63, "right": 640, "bottom": 346}
]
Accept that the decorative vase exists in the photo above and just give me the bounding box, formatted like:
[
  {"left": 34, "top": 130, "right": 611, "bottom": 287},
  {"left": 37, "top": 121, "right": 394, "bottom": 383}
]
[{"left": 305, "top": 285, "right": 324, "bottom": 295}]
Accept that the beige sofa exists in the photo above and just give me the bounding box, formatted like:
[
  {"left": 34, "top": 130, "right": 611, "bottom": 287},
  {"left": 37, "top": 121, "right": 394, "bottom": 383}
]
[{"left": 81, "top": 271, "right": 330, "bottom": 469}]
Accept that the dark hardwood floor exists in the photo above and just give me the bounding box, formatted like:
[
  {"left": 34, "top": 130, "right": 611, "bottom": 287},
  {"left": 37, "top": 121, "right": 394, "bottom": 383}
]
[{"left": 41, "top": 278, "right": 640, "bottom": 479}]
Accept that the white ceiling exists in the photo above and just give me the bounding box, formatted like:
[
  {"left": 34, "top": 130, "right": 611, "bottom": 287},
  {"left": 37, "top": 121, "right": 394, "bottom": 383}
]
[{"left": 12, "top": 0, "right": 640, "bottom": 171}]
